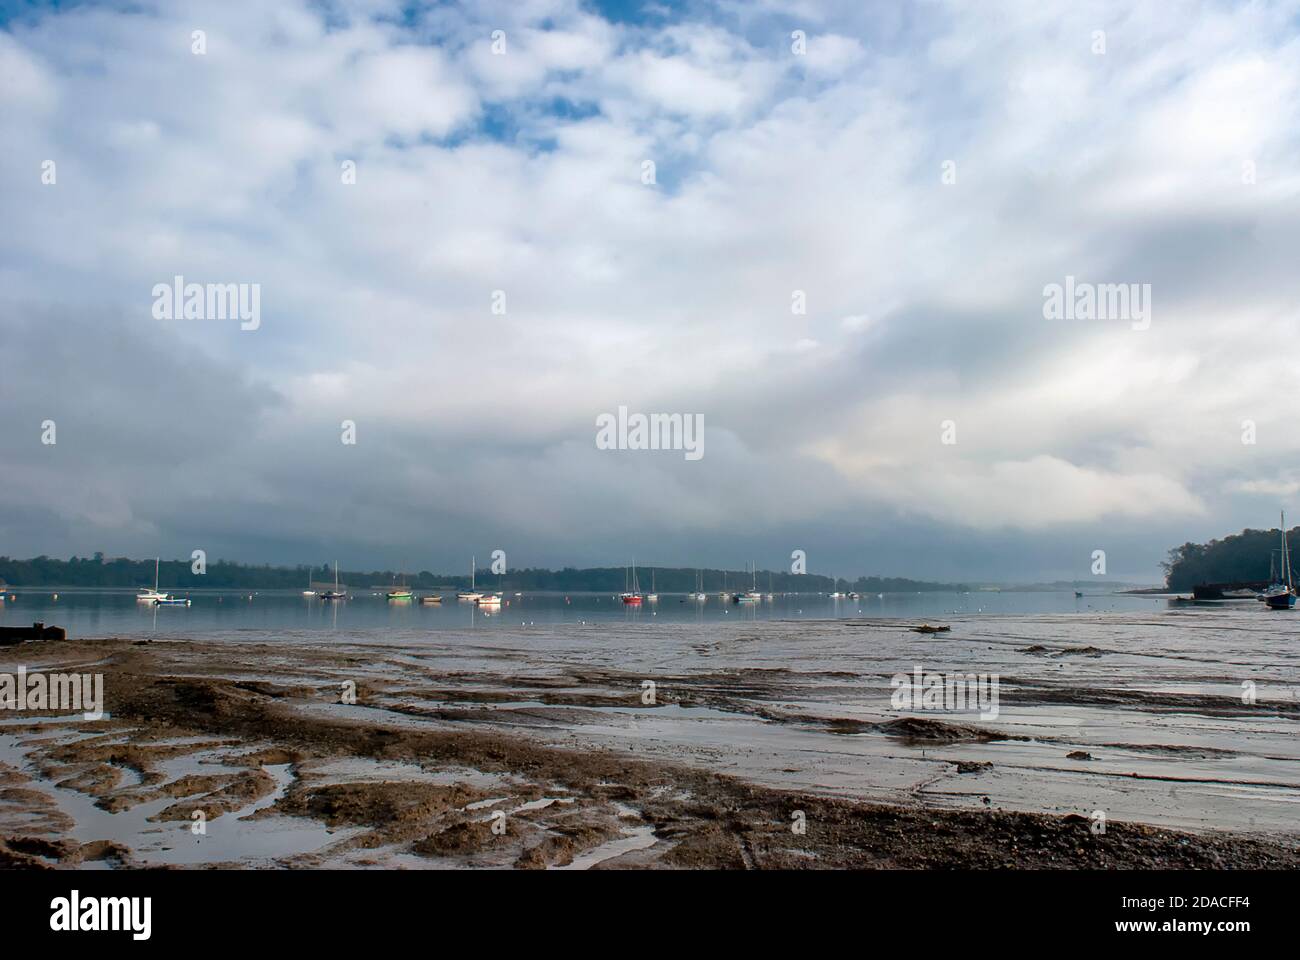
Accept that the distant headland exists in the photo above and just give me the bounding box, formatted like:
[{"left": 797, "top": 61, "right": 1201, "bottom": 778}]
[
  {"left": 0, "top": 554, "right": 968, "bottom": 594},
  {"left": 1162, "top": 525, "right": 1298, "bottom": 591}
]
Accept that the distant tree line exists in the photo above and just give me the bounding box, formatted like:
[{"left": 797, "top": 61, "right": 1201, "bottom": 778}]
[
  {"left": 0, "top": 554, "right": 966, "bottom": 593},
  {"left": 1163, "top": 526, "right": 1296, "bottom": 590}
]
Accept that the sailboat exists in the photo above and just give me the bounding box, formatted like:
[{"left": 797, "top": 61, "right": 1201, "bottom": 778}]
[
  {"left": 146, "top": 559, "right": 191, "bottom": 606},
  {"left": 764, "top": 572, "right": 774, "bottom": 600},
  {"left": 476, "top": 565, "right": 504, "bottom": 606},
  {"left": 717, "top": 570, "right": 731, "bottom": 601},
  {"left": 734, "top": 562, "right": 761, "bottom": 602},
  {"left": 646, "top": 569, "right": 658, "bottom": 602},
  {"left": 320, "top": 561, "right": 346, "bottom": 600},
  {"left": 136, "top": 558, "right": 169, "bottom": 603},
  {"left": 387, "top": 566, "right": 413, "bottom": 600},
  {"left": 621, "top": 560, "right": 643, "bottom": 604},
  {"left": 457, "top": 556, "right": 482, "bottom": 601},
  {"left": 1264, "top": 511, "right": 1296, "bottom": 609},
  {"left": 302, "top": 568, "right": 316, "bottom": 597},
  {"left": 692, "top": 569, "right": 707, "bottom": 601}
]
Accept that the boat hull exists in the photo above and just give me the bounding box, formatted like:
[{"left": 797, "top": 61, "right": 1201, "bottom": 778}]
[{"left": 1264, "top": 592, "right": 1296, "bottom": 609}]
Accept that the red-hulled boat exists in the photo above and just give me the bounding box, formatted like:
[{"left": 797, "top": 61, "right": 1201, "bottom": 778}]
[{"left": 621, "top": 560, "right": 643, "bottom": 604}]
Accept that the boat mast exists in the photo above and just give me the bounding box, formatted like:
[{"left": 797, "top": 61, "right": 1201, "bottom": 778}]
[
  {"left": 1284, "top": 511, "right": 1292, "bottom": 590},
  {"left": 154, "top": 557, "right": 160, "bottom": 593}
]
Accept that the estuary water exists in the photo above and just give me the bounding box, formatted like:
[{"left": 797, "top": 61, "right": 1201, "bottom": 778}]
[{"left": 0, "top": 586, "right": 1171, "bottom": 641}]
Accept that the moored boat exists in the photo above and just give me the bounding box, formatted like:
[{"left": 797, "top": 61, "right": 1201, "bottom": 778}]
[
  {"left": 732, "top": 562, "right": 762, "bottom": 602},
  {"left": 621, "top": 560, "right": 643, "bottom": 604},
  {"left": 136, "top": 558, "right": 169, "bottom": 603},
  {"left": 692, "top": 569, "right": 707, "bottom": 600},
  {"left": 1263, "top": 511, "right": 1296, "bottom": 609},
  {"left": 319, "top": 561, "right": 347, "bottom": 600},
  {"left": 457, "top": 555, "right": 482, "bottom": 601},
  {"left": 386, "top": 564, "right": 414, "bottom": 600}
]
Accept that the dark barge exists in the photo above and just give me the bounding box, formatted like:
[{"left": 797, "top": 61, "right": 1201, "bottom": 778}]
[{"left": 0, "top": 622, "right": 67, "bottom": 645}]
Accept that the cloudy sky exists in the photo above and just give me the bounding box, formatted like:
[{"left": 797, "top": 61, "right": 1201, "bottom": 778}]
[{"left": 2, "top": 0, "right": 1298, "bottom": 582}]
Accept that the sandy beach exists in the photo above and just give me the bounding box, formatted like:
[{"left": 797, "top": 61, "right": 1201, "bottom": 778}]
[{"left": 2, "top": 613, "right": 1298, "bottom": 869}]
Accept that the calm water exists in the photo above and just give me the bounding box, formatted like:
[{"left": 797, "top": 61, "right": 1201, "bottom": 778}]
[{"left": 0, "top": 587, "right": 1172, "bottom": 639}]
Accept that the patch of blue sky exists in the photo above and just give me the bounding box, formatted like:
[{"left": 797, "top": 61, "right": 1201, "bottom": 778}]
[
  {"left": 427, "top": 96, "right": 599, "bottom": 153},
  {"left": 0, "top": 0, "right": 102, "bottom": 28},
  {"left": 586, "top": 0, "right": 689, "bottom": 27}
]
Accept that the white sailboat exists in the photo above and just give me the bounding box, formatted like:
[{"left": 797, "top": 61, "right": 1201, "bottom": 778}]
[
  {"left": 302, "top": 567, "right": 316, "bottom": 597},
  {"left": 621, "top": 560, "right": 643, "bottom": 604},
  {"left": 457, "top": 555, "right": 482, "bottom": 601},
  {"left": 692, "top": 568, "right": 707, "bottom": 601},
  {"left": 646, "top": 569, "right": 658, "bottom": 602},
  {"left": 734, "top": 562, "right": 761, "bottom": 602},
  {"left": 136, "top": 558, "right": 169, "bottom": 603}
]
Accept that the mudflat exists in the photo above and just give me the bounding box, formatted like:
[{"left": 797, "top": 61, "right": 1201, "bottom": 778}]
[{"left": 1, "top": 613, "right": 1297, "bottom": 869}]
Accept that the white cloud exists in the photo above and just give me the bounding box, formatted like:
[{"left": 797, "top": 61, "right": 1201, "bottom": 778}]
[{"left": 2, "top": 0, "right": 1299, "bottom": 577}]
